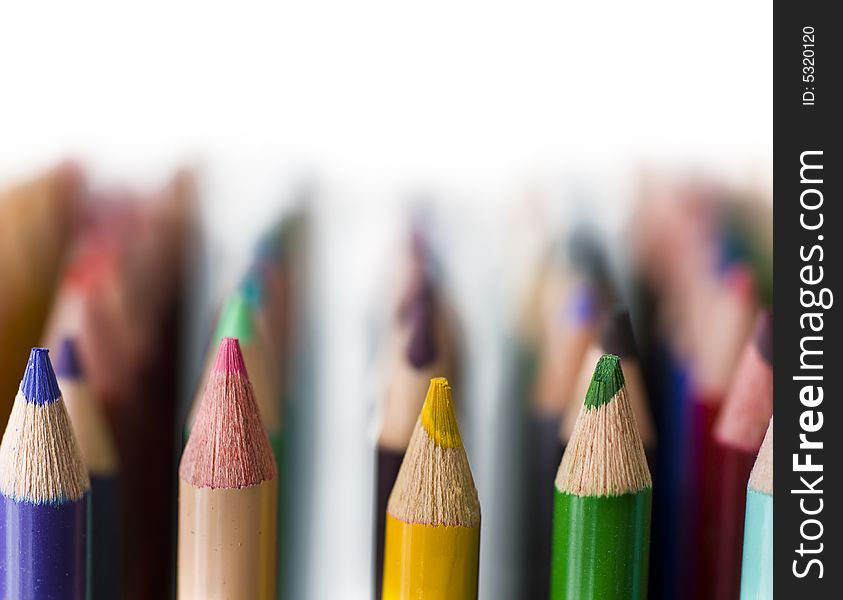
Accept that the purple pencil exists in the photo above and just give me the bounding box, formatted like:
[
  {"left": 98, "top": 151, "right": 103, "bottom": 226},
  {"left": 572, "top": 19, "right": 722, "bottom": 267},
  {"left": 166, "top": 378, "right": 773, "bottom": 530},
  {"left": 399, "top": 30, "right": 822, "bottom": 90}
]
[{"left": 0, "top": 348, "right": 90, "bottom": 600}]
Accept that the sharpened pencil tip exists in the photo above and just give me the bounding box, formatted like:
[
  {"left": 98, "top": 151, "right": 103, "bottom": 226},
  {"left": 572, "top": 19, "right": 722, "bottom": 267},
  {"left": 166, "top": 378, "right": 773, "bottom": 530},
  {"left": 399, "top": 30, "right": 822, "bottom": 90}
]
[
  {"left": 20, "top": 348, "right": 62, "bottom": 406},
  {"left": 213, "top": 337, "right": 248, "bottom": 375},
  {"left": 584, "top": 354, "right": 625, "bottom": 409},
  {"left": 420, "top": 377, "right": 462, "bottom": 448}
]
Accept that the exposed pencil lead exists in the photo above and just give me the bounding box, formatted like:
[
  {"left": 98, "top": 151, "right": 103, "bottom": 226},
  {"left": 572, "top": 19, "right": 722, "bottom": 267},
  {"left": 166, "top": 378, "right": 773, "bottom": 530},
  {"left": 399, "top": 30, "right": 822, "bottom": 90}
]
[
  {"left": 420, "top": 377, "right": 462, "bottom": 449},
  {"left": 387, "top": 377, "right": 479, "bottom": 529},
  {"left": 583, "top": 354, "right": 625, "bottom": 409},
  {"left": 21, "top": 347, "right": 62, "bottom": 405},
  {"left": 213, "top": 337, "right": 249, "bottom": 375},
  {"left": 0, "top": 346, "right": 90, "bottom": 600},
  {"left": 181, "top": 338, "right": 276, "bottom": 489},
  {"left": 1, "top": 348, "right": 89, "bottom": 503},
  {"left": 557, "top": 354, "right": 650, "bottom": 496}
]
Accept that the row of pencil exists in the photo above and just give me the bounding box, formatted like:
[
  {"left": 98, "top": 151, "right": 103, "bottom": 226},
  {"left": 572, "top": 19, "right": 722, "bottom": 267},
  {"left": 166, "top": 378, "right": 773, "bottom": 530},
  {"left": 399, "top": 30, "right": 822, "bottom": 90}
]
[
  {"left": 370, "top": 178, "right": 773, "bottom": 599},
  {"left": 0, "top": 162, "right": 200, "bottom": 599},
  {"left": 0, "top": 162, "right": 302, "bottom": 598},
  {"left": 0, "top": 340, "right": 771, "bottom": 598},
  {"left": 1, "top": 162, "right": 773, "bottom": 598},
  {"left": 369, "top": 240, "right": 773, "bottom": 599}
]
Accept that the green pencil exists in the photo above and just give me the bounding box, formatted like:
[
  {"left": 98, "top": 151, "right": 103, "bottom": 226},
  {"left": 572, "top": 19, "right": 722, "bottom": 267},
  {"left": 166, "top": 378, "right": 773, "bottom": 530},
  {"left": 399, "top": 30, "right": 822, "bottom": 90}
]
[{"left": 549, "top": 354, "right": 652, "bottom": 600}]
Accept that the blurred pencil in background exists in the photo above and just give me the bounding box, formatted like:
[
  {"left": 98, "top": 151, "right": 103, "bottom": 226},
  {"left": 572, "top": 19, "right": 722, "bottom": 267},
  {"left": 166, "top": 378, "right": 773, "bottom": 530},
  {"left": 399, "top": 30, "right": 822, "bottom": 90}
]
[
  {"left": 0, "top": 348, "right": 90, "bottom": 600},
  {"left": 687, "top": 263, "right": 757, "bottom": 598},
  {"left": 249, "top": 209, "right": 305, "bottom": 382},
  {"left": 56, "top": 338, "right": 121, "bottom": 600},
  {"left": 179, "top": 337, "right": 278, "bottom": 599},
  {"left": 703, "top": 311, "right": 772, "bottom": 599},
  {"left": 629, "top": 178, "right": 754, "bottom": 599},
  {"left": 525, "top": 227, "right": 611, "bottom": 599},
  {"left": 0, "top": 156, "right": 774, "bottom": 600},
  {"left": 67, "top": 171, "right": 197, "bottom": 599},
  {"left": 382, "top": 377, "right": 480, "bottom": 600},
  {"left": 0, "top": 163, "right": 84, "bottom": 420}
]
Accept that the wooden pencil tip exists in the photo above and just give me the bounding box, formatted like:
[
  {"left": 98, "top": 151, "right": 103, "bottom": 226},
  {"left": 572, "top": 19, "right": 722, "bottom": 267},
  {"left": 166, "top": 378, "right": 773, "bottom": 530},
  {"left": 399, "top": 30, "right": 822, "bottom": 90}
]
[
  {"left": 20, "top": 348, "right": 62, "bottom": 406},
  {"left": 583, "top": 354, "right": 625, "bottom": 410},
  {"left": 2, "top": 348, "right": 90, "bottom": 503},
  {"left": 748, "top": 417, "right": 773, "bottom": 495},
  {"left": 181, "top": 337, "right": 276, "bottom": 489},
  {"left": 420, "top": 377, "right": 462, "bottom": 448},
  {"left": 214, "top": 292, "right": 255, "bottom": 344},
  {"left": 213, "top": 337, "right": 248, "bottom": 375}
]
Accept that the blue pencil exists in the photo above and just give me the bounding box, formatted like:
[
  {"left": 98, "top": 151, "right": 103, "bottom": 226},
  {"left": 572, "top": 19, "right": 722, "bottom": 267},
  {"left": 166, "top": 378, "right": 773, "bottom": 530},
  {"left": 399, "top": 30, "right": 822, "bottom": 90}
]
[
  {"left": 0, "top": 348, "right": 91, "bottom": 600},
  {"left": 56, "top": 338, "right": 120, "bottom": 600}
]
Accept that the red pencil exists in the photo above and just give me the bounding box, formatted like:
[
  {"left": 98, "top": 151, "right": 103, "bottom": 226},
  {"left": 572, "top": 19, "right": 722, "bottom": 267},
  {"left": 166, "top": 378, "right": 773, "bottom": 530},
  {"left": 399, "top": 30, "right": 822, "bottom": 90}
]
[
  {"left": 686, "top": 263, "right": 756, "bottom": 596},
  {"left": 700, "top": 311, "right": 772, "bottom": 599}
]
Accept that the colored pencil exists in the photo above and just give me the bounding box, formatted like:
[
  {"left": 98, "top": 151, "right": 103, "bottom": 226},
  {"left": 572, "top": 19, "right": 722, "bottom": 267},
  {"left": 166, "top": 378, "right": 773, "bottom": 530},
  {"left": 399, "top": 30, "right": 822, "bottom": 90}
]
[
  {"left": 628, "top": 177, "right": 716, "bottom": 600},
  {"left": 740, "top": 417, "right": 773, "bottom": 599},
  {"left": 40, "top": 239, "right": 111, "bottom": 352},
  {"left": 560, "top": 306, "right": 656, "bottom": 462},
  {"left": 55, "top": 337, "right": 121, "bottom": 600},
  {"left": 382, "top": 377, "right": 480, "bottom": 600},
  {"left": 0, "top": 163, "right": 83, "bottom": 421},
  {"left": 0, "top": 348, "right": 90, "bottom": 599},
  {"left": 374, "top": 276, "right": 447, "bottom": 600},
  {"left": 187, "top": 291, "right": 281, "bottom": 459},
  {"left": 252, "top": 208, "right": 307, "bottom": 386},
  {"left": 550, "top": 354, "right": 652, "bottom": 600},
  {"left": 702, "top": 311, "right": 772, "bottom": 599},
  {"left": 506, "top": 242, "right": 555, "bottom": 599},
  {"left": 395, "top": 230, "right": 462, "bottom": 391},
  {"left": 527, "top": 279, "right": 600, "bottom": 599},
  {"left": 178, "top": 337, "right": 278, "bottom": 599},
  {"left": 83, "top": 177, "right": 195, "bottom": 600},
  {"left": 532, "top": 281, "right": 601, "bottom": 421},
  {"left": 687, "top": 264, "right": 757, "bottom": 597},
  {"left": 240, "top": 261, "right": 288, "bottom": 384}
]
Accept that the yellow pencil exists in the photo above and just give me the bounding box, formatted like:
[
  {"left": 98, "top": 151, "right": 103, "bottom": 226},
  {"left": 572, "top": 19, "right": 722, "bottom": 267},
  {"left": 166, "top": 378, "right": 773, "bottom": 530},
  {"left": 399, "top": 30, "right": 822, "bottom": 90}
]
[{"left": 382, "top": 377, "right": 480, "bottom": 600}]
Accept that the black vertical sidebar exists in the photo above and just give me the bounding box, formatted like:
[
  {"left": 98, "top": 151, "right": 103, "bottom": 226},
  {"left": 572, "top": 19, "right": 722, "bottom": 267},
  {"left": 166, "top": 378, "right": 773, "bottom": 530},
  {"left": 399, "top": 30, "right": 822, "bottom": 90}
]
[{"left": 774, "top": 3, "right": 842, "bottom": 598}]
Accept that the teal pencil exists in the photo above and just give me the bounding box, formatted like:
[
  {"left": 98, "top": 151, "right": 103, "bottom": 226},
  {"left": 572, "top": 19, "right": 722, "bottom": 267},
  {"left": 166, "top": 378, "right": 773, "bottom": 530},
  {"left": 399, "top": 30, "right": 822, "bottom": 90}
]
[{"left": 739, "top": 418, "right": 773, "bottom": 600}]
